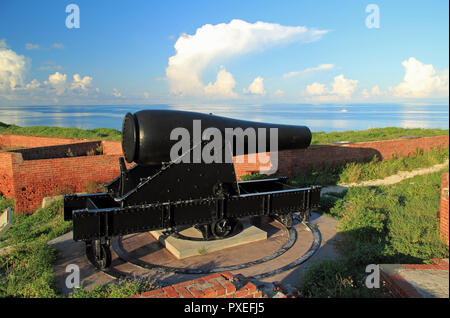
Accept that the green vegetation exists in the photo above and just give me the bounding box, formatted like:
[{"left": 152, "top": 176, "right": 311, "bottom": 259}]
[
  {"left": 300, "top": 168, "right": 449, "bottom": 298},
  {"left": 240, "top": 173, "right": 272, "bottom": 181},
  {"left": 292, "top": 146, "right": 449, "bottom": 187},
  {"left": 66, "top": 147, "right": 74, "bottom": 157},
  {"left": 69, "top": 279, "right": 159, "bottom": 298},
  {"left": 0, "top": 121, "right": 121, "bottom": 141},
  {"left": 197, "top": 247, "right": 207, "bottom": 255},
  {"left": 311, "top": 127, "right": 448, "bottom": 145},
  {"left": 0, "top": 200, "right": 71, "bottom": 297},
  {"left": 300, "top": 260, "right": 387, "bottom": 298},
  {"left": 0, "top": 197, "right": 158, "bottom": 298},
  {"left": 0, "top": 196, "right": 13, "bottom": 212},
  {"left": 86, "top": 181, "right": 106, "bottom": 193}
]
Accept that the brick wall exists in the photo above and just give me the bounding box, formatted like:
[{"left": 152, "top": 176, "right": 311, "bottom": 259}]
[
  {"left": 10, "top": 153, "right": 124, "bottom": 213},
  {"left": 381, "top": 259, "right": 449, "bottom": 298},
  {"left": 101, "top": 140, "right": 123, "bottom": 155},
  {"left": 130, "top": 271, "right": 298, "bottom": 298},
  {"left": 0, "top": 134, "right": 87, "bottom": 148},
  {"left": 234, "top": 135, "right": 449, "bottom": 177},
  {"left": 0, "top": 152, "right": 15, "bottom": 198},
  {"left": 440, "top": 172, "right": 449, "bottom": 246}
]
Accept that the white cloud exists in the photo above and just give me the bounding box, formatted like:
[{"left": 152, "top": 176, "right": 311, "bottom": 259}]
[
  {"left": 0, "top": 40, "right": 102, "bottom": 104},
  {"left": 53, "top": 43, "right": 65, "bottom": 49},
  {"left": 371, "top": 85, "right": 381, "bottom": 96},
  {"left": 204, "top": 67, "right": 237, "bottom": 98},
  {"left": 243, "top": 76, "right": 266, "bottom": 95},
  {"left": 361, "top": 89, "right": 370, "bottom": 98},
  {"left": 274, "top": 89, "right": 284, "bottom": 96},
  {"left": 330, "top": 74, "right": 359, "bottom": 98},
  {"left": 0, "top": 45, "right": 29, "bottom": 90},
  {"left": 362, "top": 85, "right": 382, "bottom": 98},
  {"left": 306, "top": 82, "right": 327, "bottom": 95},
  {"left": 305, "top": 74, "right": 358, "bottom": 100},
  {"left": 48, "top": 72, "right": 67, "bottom": 95},
  {"left": 25, "top": 43, "right": 40, "bottom": 50},
  {"left": 38, "top": 64, "right": 63, "bottom": 71},
  {"left": 166, "top": 19, "right": 328, "bottom": 97},
  {"left": 392, "top": 57, "right": 448, "bottom": 98},
  {"left": 25, "top": 79, "right": 41, "bottom": 89},
  {"left": 71, "top": 74, "right": 92, "bottom": 90},
  {"left": 283, "top": 63, "right": 334, "bottom": 78},
  {"left": 112, "top": 88, "right": 122, "bottom": 98}
]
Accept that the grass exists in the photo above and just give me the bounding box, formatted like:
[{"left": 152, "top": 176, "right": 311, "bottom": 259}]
[
  {"left": 0, "top": 196, "right": 14, "bottom": 212},
  {"left": 288, "top": 146, "right": 448, "bottom": 187},
  {"left": 310, "top": 127, "right": 448, "bottom": 145},
  {"left": 197, "top": 247, "right": 207, "bottom": 255},
  {"left": 0, "top": 199, "right": 71, "bottom": 297},
  {"left": 1, "top": 122, "right": 447, "bottom": 145},
  {"left": 68, "top": 279, "right": 160, "bottom": 298},
  {"left": 0, "top": 121, "right": 121, "bottom": 141},
  {"left": 0, "top": 197, "right": 158, "bottom": 298},
  {"left": 241, "top": 146, "right": 448, "bottom": 187},
  {"left": 300, "top": 168, "right": 449, "bottom": 298}
]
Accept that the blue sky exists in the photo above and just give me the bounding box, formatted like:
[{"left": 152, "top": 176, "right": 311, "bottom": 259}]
[{"left": 0, "top": 0, "right": 448, "bottom": 106}]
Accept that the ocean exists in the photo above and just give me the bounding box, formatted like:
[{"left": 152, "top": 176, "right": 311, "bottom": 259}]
[{"left": 0, "top": 104, "right": 448, "bottom": 133}]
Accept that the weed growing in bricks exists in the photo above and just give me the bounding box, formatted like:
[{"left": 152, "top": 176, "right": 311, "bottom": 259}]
[
  {"left": 66, "top": 148, "right": 74, "bottom": 157},
  {"left": 86, "top": 180, "right": 104, "bottom": 193},
  {"left": 86, "top": 148, "right": 96, "bottom": 156}
]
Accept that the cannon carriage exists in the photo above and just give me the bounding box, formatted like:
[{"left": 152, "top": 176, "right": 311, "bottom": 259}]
[{"left": 64, "top": 110, "right": 321, "bottom": 269}]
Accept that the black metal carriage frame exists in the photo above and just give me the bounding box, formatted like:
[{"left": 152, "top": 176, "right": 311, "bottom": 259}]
[{"left": 64, "top": 160, "right": 321, "bottom": 269}]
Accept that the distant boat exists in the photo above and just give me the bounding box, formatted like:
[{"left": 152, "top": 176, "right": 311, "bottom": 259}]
[{"left": 341, "top": 109, "right": 348, "bottom": 113}]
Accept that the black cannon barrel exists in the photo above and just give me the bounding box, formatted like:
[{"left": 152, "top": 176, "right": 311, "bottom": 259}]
[{"left": 122, "top": 109, "right": 312, "bottom": 165}]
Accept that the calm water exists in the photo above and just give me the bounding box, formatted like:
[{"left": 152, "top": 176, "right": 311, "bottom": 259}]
[{"left": 0, "top": 104, "right": 448, "bottom": 133}]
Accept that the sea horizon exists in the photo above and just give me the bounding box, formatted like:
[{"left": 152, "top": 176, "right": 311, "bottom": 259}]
[{"left": 0, "top": 103, "right": 448, "bottom": 133}]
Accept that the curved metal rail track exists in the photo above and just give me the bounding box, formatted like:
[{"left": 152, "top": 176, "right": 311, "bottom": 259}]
[{"left": 101, "top": 215, "right": 321, "bottom": 280}]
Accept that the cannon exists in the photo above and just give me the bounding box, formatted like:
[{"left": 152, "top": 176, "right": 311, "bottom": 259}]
[{"left": 64, "top": 110, "right": 321, "bottom": 269}]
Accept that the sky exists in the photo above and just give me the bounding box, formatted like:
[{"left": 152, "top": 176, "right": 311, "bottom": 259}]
[{"left": 0, "top": 0, "right": 448, "bottom": 106}]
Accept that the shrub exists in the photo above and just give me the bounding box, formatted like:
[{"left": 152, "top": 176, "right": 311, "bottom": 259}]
[
  {"left": 300, "top": 260, "right": 381, "bottom": 298},
  {"left": 69, "top": 279, "right": 159, "bottom": 298}
]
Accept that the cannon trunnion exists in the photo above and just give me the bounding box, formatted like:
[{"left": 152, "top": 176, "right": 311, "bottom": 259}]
[{"left": 64, "top": 110, "right": 321, "bottom": 269}]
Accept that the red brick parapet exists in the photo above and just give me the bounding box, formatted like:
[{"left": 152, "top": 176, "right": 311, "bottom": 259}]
[
  {"left": 0, "top": 134, "right": 88, "bottom": 148},
  {"left": 130, "top": 272, "right": 299, "bottom": 298},
  {"left": 234, "top": 135, "right": 449, "bottom": 177},
  {"left": 440, "top": 173, "right": 449, "bottom": 246},
  {"left": 380, "top": 259, "right": 449, "bottom": 298}
]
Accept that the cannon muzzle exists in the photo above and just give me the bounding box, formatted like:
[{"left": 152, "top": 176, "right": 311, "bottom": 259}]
[{"left": 122, "top": 109, "right": 311, "bottom": 165}]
